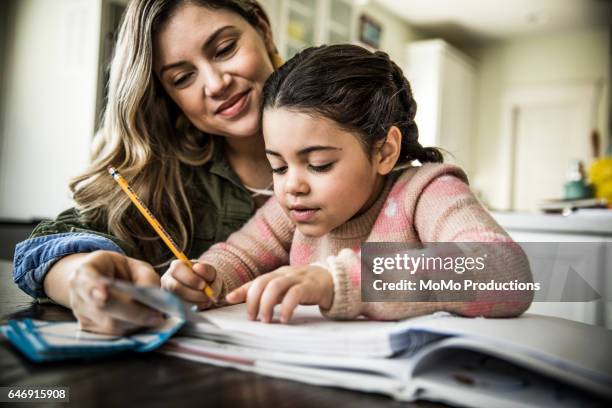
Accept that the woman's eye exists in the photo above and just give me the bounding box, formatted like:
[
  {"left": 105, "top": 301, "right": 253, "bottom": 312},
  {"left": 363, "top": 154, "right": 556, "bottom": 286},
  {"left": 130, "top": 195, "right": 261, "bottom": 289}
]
[
  {"left": 309, "top": 162, "right": 334, "bottom": 173},
  {"left": 271, "top": 166, "right": 288, "bottom": 175},
  {"left": 173, "top": 73, "right": 193, "bottom": 87},
  {"left": 216, "top": 41, "right": 237, "bottom": 58}
]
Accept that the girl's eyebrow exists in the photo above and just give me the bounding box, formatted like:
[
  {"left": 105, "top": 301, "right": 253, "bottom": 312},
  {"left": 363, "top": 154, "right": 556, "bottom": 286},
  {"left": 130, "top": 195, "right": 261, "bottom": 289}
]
[
  {"left": 158, "top": 25, "right": 237, "bottom": 76},
  {"left": 265, "top": 146, "right": 342, "bottom": 157}
]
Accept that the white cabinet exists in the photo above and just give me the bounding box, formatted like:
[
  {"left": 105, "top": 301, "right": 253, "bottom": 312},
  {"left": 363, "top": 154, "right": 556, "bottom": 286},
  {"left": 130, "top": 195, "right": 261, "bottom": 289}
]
[
  {"left": 493, "top": 211, "right": 612, "bottom": 328},
  {"left": 274, "top": 0, "right": 357, "bottom": 59},
  {"left": 404, "top": 39, "right": 476, "bottom": 175}
]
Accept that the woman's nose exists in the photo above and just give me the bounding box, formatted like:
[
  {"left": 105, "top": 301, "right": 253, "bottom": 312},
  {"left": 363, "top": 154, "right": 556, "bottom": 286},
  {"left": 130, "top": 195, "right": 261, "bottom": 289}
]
[{"left": 201, "top": 64, "right": 231, "bottom": 97}]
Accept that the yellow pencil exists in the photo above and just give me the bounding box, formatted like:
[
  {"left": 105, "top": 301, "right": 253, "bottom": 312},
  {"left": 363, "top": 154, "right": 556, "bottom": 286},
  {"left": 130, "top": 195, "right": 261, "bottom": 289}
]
[{"left": 108, "top": 166, "right": 216, "bottom": 302}]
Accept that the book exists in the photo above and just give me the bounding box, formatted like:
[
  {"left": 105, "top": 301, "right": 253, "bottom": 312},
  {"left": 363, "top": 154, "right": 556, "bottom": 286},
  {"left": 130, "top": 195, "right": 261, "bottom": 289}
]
[
  {"left": 0, "top": 279, "right": 189, "bottom": 362},
  {"left": 4, "top": 281, "right": 610, "bottom": 406},
  {"left": 159, "top": 304, "right": 612, "bottom": 407}
]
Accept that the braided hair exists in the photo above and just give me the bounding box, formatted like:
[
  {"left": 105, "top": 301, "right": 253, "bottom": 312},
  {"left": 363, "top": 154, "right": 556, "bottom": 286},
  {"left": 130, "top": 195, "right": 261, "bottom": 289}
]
[{"left": 262, "top": 44, "right": 443, "bottom": 165}]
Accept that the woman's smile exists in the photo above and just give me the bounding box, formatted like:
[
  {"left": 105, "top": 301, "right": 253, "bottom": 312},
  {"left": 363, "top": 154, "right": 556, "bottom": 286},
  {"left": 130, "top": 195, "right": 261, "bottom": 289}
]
[{"left": 216, "top": 89, "right": 251, "bottom": 117}]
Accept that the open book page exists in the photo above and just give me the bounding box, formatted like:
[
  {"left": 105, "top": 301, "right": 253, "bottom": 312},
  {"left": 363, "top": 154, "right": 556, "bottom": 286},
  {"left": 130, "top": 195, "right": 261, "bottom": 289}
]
[
  {"left": 412, "top": 346, "right": 605, "bottom": 408},
  {"left": 187, "top": 304, "right": 446, "bottom": 357},
  {"left": 160, "top": 342, "right": 406, "bottom": 397},
  {"left": 165, "top": 336, "right": 417, "bottom": 380},
  {"left": 183, "top": 304, "right": 612, "bottom": 399},
  {"left": 197, "top": 303, "right": 402, "bottom": 334},
  {"left": 412, "top": 337, "right": 612, "bottom": 403},
  {"left": 408, "top": 314, "right": 612, "bottom": 390},
  {"left": 160, "top": 336, "right": 606, "bottom": 407}
]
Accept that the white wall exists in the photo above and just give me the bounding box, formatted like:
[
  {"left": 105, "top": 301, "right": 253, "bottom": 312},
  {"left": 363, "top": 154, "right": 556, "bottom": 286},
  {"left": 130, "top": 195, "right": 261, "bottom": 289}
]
[
  {"left": 0, "top": 2, "right": 14, "bottom": 169},
  {"left": 471, "top": 27, "right": 610, "bottom": 209},
  {"left": 257, "top": 0, "right": 280, "bottom": 45},
  {"left": 355, "top": 0, "right": 423, "bottom": 66},
  {"left": 0, "top": 0, "right": 102, "bottom": 220}
]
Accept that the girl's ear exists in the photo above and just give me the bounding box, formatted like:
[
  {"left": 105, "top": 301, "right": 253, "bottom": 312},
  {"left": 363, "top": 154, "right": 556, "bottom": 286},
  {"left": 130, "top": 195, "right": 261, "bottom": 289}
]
[{"left": 375, "top": 126, "right": 402, "bottom": 175}]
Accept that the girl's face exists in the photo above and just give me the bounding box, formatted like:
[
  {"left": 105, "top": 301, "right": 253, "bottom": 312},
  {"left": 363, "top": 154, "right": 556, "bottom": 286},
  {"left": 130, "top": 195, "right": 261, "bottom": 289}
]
[
  {"left": 263, "top": 109, "right": 385, "bottom": 237},
  {"left": 153, "top": 4, "right": 274, "bottom": 139}
]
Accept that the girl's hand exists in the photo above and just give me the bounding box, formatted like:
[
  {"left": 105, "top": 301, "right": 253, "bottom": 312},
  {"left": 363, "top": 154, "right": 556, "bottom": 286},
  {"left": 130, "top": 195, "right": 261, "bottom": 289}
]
[
  {"left": 161, "top": 260, "right": 216, "bottom": 309},
  {"left": 68, "top": 250, "right": 164, "bottom": 335},
  {"left": 225, "top": 265, "right": 333, "bottom": 324}
]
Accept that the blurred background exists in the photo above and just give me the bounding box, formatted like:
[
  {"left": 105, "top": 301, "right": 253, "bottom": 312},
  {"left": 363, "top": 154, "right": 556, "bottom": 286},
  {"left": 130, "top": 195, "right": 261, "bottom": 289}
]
[{"left": 0, "top": 0, "right": 611, "bottom": 327}]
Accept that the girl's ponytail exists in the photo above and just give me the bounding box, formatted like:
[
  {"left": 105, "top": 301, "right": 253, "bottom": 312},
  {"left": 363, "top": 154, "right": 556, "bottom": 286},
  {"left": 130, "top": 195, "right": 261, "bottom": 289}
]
[{"left": 417, "top": 146, "right": 444, "bottom": 163}]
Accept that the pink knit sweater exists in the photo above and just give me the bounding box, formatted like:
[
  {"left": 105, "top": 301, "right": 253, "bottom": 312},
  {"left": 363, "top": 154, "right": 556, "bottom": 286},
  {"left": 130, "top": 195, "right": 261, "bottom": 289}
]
[{"left": 200, "top": 163, "right": 533, "bottom": 320}]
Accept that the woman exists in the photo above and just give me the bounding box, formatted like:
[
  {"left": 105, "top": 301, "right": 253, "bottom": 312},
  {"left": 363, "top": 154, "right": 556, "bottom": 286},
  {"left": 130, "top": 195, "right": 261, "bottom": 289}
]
[{"left": 12, "top": 0, "right": 282, "bottom": 334}]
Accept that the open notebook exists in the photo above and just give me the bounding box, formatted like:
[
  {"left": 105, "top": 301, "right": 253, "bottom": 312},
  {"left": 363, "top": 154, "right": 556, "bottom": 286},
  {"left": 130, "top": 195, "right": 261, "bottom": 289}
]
[
  {"left": 161, "top": 304, "right": 612, "bottom": 407},
  {"left": 3, "top": 280, "right": 610, "bottom": 406}
]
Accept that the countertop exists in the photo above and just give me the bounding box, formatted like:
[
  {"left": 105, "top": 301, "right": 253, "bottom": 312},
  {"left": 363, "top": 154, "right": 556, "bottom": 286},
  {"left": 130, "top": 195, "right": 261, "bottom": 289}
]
[{"left": 492, "top": 210, "right": 612, "bottom": 236}]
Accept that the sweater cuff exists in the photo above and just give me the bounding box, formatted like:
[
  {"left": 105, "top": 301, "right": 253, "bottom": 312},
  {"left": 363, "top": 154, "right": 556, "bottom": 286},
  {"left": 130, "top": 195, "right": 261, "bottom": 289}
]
[
  {"left": 200, "top": 250, "right": 249, "bottom": 301},
  {"left": 207, "top": 270, "right": 227, "bottom": 304},
  {"left": 319, "top": 249, "right": 362, "bottom": 320}
]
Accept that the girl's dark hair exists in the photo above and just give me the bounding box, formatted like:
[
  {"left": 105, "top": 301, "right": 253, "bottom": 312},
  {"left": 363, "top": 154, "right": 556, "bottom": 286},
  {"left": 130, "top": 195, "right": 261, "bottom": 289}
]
[{"left": 262, "top": 44, "right": 443, "bottom": 165}]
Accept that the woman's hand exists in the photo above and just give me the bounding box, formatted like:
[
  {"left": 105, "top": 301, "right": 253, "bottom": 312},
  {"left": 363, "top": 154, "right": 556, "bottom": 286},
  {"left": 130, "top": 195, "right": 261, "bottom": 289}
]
[
  {"left": 65, "top": 250, "right": 164, "bottom": 335},
  {"left": 225, "top": 265, "right": 333, "bottom": 324},
  {"left": 161, "top": 260, "right": 216, "bottom": 309}
]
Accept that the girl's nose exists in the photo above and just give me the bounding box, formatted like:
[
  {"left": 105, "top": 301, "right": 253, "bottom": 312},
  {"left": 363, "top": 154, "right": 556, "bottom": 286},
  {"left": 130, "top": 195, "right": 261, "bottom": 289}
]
[
  {"left": 201, "top": 64, "right": 231, "bottom": 97},
  {"left": 284, "top": 170, "right": 310, "bottom": 196}
]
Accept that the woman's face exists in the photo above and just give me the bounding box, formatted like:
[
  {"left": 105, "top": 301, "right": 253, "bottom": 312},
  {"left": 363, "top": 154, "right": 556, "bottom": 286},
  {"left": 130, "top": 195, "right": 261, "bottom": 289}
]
[{"left": 153, "top": 4, "right": 275, "bottom": 139}]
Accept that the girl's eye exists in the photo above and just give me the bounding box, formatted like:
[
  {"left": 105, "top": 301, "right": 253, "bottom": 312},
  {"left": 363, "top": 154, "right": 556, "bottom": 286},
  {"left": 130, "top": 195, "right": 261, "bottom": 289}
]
[
  {"left": 309, "top": 162, "right": 335, "bottom": 173},
  {"left": 271, "top": 166, "right": 288, "bottom": 175},
  {"left": 216, "top": 41, "right": 237, "bottom": 58},
  {"left": 173, "top": 73, "right": 193, "bottom": 87}
]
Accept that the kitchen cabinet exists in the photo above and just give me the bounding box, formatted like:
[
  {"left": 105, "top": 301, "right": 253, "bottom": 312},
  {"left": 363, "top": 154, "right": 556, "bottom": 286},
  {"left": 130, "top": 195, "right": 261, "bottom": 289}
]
[{"left": 404, "top": 39, "right": 476, "bottom": 175}]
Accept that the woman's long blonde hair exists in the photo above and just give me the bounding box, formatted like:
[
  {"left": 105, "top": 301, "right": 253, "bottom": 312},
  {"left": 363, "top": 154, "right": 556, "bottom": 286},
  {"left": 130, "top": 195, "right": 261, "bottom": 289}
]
[{"left": 70, "top": 0, "right": 277, "bottom": 266}]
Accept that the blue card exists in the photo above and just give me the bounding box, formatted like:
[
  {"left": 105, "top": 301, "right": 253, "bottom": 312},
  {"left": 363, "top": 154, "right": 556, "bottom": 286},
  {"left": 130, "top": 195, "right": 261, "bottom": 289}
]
[{"left": 1, "top": 280, "right": 190, "bottom": 362}]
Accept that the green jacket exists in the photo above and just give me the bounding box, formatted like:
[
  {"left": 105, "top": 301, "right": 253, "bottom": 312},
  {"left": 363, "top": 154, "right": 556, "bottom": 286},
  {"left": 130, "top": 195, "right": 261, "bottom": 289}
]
[{"left": 28, "top": 147, "right": 257, "bottom": 263}]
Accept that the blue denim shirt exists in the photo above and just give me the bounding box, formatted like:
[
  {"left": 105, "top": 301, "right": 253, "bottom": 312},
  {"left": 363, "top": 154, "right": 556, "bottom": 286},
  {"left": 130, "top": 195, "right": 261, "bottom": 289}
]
[{"left": 13, "top": 233, "right": 125, "bottom": 299}]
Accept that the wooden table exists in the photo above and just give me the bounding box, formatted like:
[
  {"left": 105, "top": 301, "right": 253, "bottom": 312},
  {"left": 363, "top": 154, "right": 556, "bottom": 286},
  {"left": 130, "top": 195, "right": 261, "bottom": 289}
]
[{"left": 0, "top": 260, "right": 441, "bottom": 407}]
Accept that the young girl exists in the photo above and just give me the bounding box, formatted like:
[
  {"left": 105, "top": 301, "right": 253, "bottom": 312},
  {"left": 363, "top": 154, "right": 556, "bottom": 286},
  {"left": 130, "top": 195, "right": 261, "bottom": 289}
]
[{"left": 162, "top": 44, "right": 533, "bottom": 323}]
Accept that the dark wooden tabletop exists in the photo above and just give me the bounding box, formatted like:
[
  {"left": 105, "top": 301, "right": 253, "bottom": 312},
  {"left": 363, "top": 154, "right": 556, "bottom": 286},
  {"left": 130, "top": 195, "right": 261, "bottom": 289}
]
[{"left": 0, "top": 260, "right": 444, "bottom": 408}]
